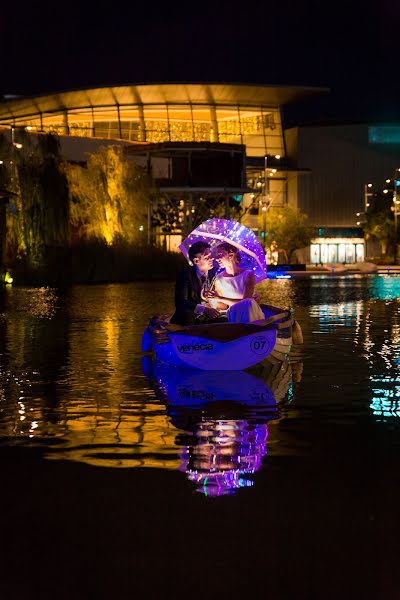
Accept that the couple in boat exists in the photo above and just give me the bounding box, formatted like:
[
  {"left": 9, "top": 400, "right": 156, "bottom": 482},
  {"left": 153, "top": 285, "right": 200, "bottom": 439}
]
[{"left": 170, "top": 240, "right": 265, "bottom": 326}]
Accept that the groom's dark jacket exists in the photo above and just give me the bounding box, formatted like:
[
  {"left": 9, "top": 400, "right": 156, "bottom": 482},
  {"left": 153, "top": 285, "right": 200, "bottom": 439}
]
[{"left": 170, "top": 265, "right": 218, "bottom": 326}]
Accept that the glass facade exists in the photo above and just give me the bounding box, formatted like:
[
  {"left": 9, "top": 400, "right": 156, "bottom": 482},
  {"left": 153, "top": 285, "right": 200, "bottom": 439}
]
[
  {"left": 3, "top": 103, "right": 284, "bottom": 158},
  {"left": 311, "top": 228, "right": 365, "bottom": 265},
  {"left": 311, "top": 239, "right": 365, "bottom": 264}
]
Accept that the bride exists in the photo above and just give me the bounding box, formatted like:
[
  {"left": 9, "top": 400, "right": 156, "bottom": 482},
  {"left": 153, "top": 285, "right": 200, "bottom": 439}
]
[{"left": 204, "top": 242, "right": 265, "bottom": 323}]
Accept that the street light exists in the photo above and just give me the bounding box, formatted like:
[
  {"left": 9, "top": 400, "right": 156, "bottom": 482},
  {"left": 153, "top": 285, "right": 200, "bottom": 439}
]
[
  {"left": 364, "top": 183, "right": 373, "bottom": 210},
  {"left": 262, "top": 154, "right": 281, "bottom": 249}
]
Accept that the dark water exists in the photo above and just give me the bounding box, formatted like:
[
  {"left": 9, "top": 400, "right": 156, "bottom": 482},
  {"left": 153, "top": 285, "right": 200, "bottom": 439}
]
[{"left": 1, "top": 275, "right": 400, "bottom": 599}]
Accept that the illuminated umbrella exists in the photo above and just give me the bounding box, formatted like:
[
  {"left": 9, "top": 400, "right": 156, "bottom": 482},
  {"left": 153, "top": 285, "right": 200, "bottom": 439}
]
[{"left": 179, "top": 218, "right": 267, "bottom": 283}]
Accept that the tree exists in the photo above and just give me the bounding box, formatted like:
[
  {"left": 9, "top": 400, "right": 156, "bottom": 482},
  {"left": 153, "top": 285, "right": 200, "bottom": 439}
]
[
  {"left": 363, "top": 190, "right": 396, "bottom": 258},
  {"left": 260, "top": 206, "right": 317, "bottom": 263},
  {"left": 151, "top": 195, "right": 243, "bottom": 238},
  {"left": 64, "top": 146, "right": 153, "bottom": 245},
  {"left": 0, "top": 132, "right": 69, "bottom": 269}
]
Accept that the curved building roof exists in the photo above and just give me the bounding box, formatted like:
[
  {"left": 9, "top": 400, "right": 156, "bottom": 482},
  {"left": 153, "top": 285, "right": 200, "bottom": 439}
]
[{"left": 0, "top": 83, "right": 327, "bottom": 120}]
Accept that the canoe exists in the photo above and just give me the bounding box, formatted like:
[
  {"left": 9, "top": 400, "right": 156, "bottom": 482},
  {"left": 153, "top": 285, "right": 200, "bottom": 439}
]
[{"left": 141, "top": 304, "right": 301, "bottom": 370}]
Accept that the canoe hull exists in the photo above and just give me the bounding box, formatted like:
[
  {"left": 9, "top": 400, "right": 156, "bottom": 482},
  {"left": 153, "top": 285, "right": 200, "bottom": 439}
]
[
  {"left": 153, "top": 328, "right": 277, "bottom": 370},
  {"left": 142, "top": 305, "right": 296, "bottom": 371}
]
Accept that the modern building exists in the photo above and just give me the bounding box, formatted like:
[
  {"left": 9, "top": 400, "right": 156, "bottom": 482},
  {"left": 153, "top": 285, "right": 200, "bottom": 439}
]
[
  {"left": 285, "top": 123, "right": 400, "bottom": 262},
  {"left": 0, "top": 83, "right": 319, "bottom": 155},
  {"left": 2, "top": 84, "right": 398, "bottom": 262},
  {"left": 0, "top": 83, "right": 325, "bottom": 252}
]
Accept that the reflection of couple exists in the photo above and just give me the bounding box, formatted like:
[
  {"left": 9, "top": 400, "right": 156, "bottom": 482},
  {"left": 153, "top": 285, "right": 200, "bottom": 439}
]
[
  {"left": 179, "top": 418, "right": 269, "bottom": 496},
  {"left": 170, "top": 241, "right": 264, "bottom": 326}
]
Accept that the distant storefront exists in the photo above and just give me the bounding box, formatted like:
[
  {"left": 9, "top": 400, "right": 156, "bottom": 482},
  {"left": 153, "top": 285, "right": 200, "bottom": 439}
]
[{"left": 310, "top": 227, "right": 365, "bottom": 264}]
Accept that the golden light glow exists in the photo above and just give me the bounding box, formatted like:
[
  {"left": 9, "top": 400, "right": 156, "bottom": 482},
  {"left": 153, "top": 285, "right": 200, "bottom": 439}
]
[{"left": 0, "top": 104, "right": 283, "bottom": 155}]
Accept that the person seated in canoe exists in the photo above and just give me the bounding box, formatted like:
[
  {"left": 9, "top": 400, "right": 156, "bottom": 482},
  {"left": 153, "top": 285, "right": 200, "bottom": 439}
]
[
  {"left": 203, "top": 242, "right": 265, "bottom": 323},
  {"left": 170, "top": 241, "right": 227, "bottom": 326}
]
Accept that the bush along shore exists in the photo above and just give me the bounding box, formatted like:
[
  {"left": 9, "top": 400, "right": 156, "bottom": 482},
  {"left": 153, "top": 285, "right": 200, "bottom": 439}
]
[{"left": 2, "top": 243, "right": 185, "bottom": 285}]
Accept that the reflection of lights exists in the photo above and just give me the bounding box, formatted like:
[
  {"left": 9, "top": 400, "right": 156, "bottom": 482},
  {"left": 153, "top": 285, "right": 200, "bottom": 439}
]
[
  {"left": 180, "top": 419, "right": 269, "bottom": 496},
  {"left": 18, "top": 401, "right": 26, "bottom": 421},
  {"left": 370, "top": 376, "right": 400, "bottom": 420},
  {"left": 371, "top": 276, "right": 400, "bottom": 300},
  {"left": 310, "top": 301, "right": 363, "bottom": 329}
]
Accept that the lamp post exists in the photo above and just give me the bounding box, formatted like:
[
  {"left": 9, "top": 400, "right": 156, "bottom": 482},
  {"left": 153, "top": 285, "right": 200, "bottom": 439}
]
[
  {"left": 364, "top": 183, "right": 373, "bottom": 211},
  {"left": 262, "top": 154, "right": 280, "bottom": 250}
]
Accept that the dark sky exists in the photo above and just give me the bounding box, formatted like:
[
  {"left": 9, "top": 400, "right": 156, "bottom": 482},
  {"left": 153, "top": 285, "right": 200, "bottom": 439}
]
[{"left": 2, "top": 0, "right": 400, "bottom": 124}]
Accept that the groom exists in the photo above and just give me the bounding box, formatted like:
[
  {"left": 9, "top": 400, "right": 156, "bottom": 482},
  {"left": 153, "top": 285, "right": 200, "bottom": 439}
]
[{"left": 170, "top": 241, "right": 226, "bottom": 326}]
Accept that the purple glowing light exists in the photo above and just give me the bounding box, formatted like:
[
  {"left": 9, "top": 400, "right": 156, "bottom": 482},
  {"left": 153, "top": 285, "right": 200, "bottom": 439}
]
[
  {"left": 179, "top": 218, "right": 267, "bottom": 284},
  {"left": 179, "top": 420, "right": 269, "bottom": 496}
]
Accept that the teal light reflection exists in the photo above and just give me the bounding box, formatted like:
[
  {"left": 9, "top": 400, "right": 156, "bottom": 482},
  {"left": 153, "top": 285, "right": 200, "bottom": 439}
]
[
  {"left": 370, "top": 275, "right": 400, "bottom": 300},
  {"left": 309, "top": 301, "right": 363, "bottom": 330},
  {"left": 370, "top": 376, "right": 400, "bottom": 421}
]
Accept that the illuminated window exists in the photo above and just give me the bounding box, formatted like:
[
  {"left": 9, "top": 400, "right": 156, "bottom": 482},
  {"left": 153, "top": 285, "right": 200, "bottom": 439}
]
[
  {"left": 311, "top": 244, "right": 320, "bottom": 264},
  {"left": 345, "top": 244, "right": 355, "bottom": 263},
  {"left": 356, "top": 244, "right": 364, "bottom": 263},
  {"left": 320, "top": 244, "right": 328, "bottom": 263}
]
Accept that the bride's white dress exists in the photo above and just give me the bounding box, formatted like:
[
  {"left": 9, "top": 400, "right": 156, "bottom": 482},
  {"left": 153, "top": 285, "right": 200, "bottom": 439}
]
[{"left": 215, "top": 270, "right": 264, "bottom": 323}]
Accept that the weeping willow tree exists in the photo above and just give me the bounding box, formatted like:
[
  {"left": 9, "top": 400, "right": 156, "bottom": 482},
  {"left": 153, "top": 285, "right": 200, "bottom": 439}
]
[
  {"left": 64, "top": 146, "right": 153, "bottom": 245},
  {"left": 0, "top": 132, "right": 69, "bottom": 271},
  {"left": 0, "top": 137, "right": 168, "bottom": 282}
]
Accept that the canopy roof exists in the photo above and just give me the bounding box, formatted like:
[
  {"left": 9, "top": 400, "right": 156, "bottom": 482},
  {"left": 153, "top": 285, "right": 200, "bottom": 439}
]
[{"left": 0, "top": 83, "right": 328, "bottom": 121}]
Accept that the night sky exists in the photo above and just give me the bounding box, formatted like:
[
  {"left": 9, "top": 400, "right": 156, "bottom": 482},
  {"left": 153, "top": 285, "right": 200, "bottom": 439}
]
[{"left": 2, "top": 0, "right": 400, "bottom": 124}]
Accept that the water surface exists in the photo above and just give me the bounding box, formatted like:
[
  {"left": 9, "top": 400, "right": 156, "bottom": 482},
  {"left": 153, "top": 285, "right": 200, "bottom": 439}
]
[{"left": 1, "top": 275, "right": 400, "bottom": 599}]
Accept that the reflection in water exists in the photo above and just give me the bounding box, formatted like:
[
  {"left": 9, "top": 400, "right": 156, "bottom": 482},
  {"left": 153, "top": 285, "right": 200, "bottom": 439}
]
[
  {"left": 180, "top": 419, "right": 269, "bottom": 496},
  {"left": 370, "top": 274, "right": 400, "bottom": 300},
  {"left": 355, "top": 299, "right": 400, "bottom": 424},
  {"left": 307, "top": 290, "right": 400, "bottom": 423},
  {"left": 0, "top": 286, "right": 181, "bottom": 469},
  {"left": 309, "top": 301, "right": 363, "bottom": 330},
  {"left": 3, "top": 276, "right": 400, "bottom": 488},
  {"left": 144, "top": 358, "right": 295, "bottom": 496},
  {"left": 0, "top": 284, "right": 296, "bottom": 478},
  {"left": 370, "top": 376, "right": 400, "bottom": 421}
]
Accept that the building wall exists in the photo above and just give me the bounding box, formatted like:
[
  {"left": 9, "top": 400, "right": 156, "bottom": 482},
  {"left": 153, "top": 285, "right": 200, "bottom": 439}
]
[{"left": 286, "top": 124, "right": 400, "bottom": 227}]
